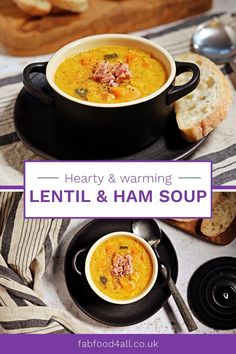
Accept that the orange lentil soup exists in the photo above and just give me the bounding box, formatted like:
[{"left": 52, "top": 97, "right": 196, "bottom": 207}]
[
  {"left": 90, "top": 235, "right": 153, "bottom": 300},
  {"left": 54, "top": 45, "right": 168, "bottom": 104}
]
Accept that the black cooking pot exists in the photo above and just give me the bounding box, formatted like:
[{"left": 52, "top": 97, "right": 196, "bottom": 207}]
[{"left": 23, "top": 34, "right": 200, "bottom": 158}]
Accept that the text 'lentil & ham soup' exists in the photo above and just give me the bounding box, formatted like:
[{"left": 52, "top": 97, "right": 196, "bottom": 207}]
[
  {"left": 54, "top": 45, "right": 168, "bottom": 104},
  {"left": 89, "top": 234, "right": 154, "bottom": 301}
]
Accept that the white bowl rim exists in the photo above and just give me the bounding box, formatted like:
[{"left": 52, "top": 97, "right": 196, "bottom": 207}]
[
  {"left": 46, "top": 33, "right": 176, "bottom": 108},
  {"left": 85, "top": 231, "right": 158, "bottom": 305}
]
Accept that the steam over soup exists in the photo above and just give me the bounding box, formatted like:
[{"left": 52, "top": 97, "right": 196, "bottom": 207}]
[
  {"left": 90, "top": 235, "right": 153, "bottom": 300},
  {"left": 54, "top": 46, "right": 168, "bottom": 104}
]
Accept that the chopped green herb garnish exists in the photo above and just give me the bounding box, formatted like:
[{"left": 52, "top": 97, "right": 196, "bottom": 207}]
[
  {"left": 75, "top": 88, "right": 88, "bottom": 98},
  {"left": 100, "top": 276, "right": 107, "bottom": 285},
  {"left": 104, "top": 53, "right": 118, "bottom": 60}
]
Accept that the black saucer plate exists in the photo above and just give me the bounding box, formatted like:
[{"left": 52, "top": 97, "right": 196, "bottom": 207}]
[
  {"left": 64, "top": 219, "right": 178, "bottom": 326},
  {"left": 14, "top": 73, "right": 206, "bottom": 160}
]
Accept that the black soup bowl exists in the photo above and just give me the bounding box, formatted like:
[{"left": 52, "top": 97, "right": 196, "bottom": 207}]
[{"left": 23, "top": 34, "right": 200, "bottom": 158}]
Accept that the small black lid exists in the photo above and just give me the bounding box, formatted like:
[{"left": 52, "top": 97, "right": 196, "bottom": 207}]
[{"left": 187, "top": 257, "right": 236, "bottom": 330}]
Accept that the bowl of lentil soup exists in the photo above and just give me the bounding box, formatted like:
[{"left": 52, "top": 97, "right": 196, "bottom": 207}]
[{"left": 73, "top": 231, "right": 158, "bottom": 304}]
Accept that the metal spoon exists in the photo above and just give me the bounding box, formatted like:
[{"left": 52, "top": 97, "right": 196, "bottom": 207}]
[
  {"left": 192, "top": 18, "right": 236, "bottom": 73},
  {"left": 132, "top": 219, "right": 197, "bottom": 333}
]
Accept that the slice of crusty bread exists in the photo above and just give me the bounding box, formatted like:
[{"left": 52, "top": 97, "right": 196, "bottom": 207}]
[
  {"left": 201, "top": 192, "right": 236, "bottom": 237},
  {"left": 212, "top": 191, "right": 221, "bottom": 208},
  {"left": 173, "top": 192, "right": 222, "bottom": 223},
  {"left": 174, "top": 52, "right": 233, "bottom": 142},
  {"left": 49, "top": 0, "right": 88, "bottom": 12},
  {"left": 12, "top": 0, "right": 52, "bottom": 16}
]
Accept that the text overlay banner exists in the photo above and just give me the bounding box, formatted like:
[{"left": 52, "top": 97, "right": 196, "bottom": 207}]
[{"left": 24, "top": 161, "right": 212, "bottom": 218}]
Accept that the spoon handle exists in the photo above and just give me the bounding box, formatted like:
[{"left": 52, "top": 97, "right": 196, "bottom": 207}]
[
  {"left": 229, "top": 57, "right": 236, "bottom": 75},
  {"left": 167, "top": 274, "right": 198, "bottom": 332}
]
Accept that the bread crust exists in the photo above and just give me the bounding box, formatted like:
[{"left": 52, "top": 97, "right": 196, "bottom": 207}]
[
  {"left": 172, "top": 193, "right": 222, "bottom": 224},
  {"left": 12, "top": 0, "right": 52, "bottom": 16},
  {"left": 201, "top": 217, "right": 236, "bottom": 244},
  {"left": 175, "top": 53, "right": 233, "bottom": 142},
  {"left": 201, "top": 192, "right": 236, "bottom": 237},
  {"left": 166, "top": 192, "right": 236, "bottom": 245},
  {"left": 212, "top": 191, "right": 221, "bottom": 208},
  {"left": 49, "top": 0, "right": 88, "bottom": 12}
]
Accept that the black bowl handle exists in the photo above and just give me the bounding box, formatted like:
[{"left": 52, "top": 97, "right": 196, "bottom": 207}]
[
  {"left": 167, "top": 61, "right": 200, "bottom": 105},
  {"left": 72, "top": 248, "right": 87, "bottom": 276},
  {"left": 23, "top": 62, "right": 54, "bottom": 106}
]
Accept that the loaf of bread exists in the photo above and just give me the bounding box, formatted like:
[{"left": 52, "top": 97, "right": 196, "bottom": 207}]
[
  {"left": 212, "top": 191, "right": 221, "bottom": 208},
  {"left": 12, "top": 0, "right": 87, "bottom": 15},
  {"left": 201, "top": 192, "right": 236, "bottom": 237},
  {"left": 12, "top": 0, "right": 52, "bottom": 16},
  {"left": 173, "top": 192, "right": 222, "bottom": 223},
  {"left": 175, "top": 53, "right": 233, "bottom": 142},
  {"left": 49, "top": 0, "right": 88, "bottom": 13}
]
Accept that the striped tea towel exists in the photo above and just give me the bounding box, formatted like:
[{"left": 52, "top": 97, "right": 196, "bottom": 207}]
[
  {"left": 0, "top": 192, "right": 88, "bottom": 334},
  {"left": 0, "top": 12, "right": 236, "bottom": 186}
]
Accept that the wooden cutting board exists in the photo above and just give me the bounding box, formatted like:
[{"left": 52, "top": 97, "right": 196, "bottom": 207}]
[
  {"left": 165, "top": 219, "right": 236, "bottom": 245},
  {"left": 0, "top": 0, "right": 212, "bottom": 56}
]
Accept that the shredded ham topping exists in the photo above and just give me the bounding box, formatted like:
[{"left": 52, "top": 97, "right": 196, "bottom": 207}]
[
  {"left": 92, "top": 61, "right": 132, "bottom": 87},
  {"left": 111, "top": 253, "right": 133, "bottom": 277}
]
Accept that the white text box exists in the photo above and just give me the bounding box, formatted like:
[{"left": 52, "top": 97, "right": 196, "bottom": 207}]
[{"left": 24, "top": 161, "right": 212, "bottom": 218}]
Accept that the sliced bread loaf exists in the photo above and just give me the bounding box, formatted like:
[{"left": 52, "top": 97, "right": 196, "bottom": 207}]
[
  {"left": 175, "top": 52, "right": 232, "bottom": 142},
  {"left": 49, "top": 0, "right": 88, "bottom": 12},
  {"left": 12, "top": 0, "right": 52, "bottom": 16},
  {"left": 200, "top": 192, "right": 236, "bottom": 237},
  {"left": 172, "top": 192, "right": 222, "bottom": 223},
  {"left": 212, "top": 191, "right": 222, "bottom": 208}
]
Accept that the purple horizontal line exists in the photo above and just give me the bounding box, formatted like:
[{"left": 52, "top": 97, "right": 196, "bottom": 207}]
[
  {"left": 24, "top": 160, "right": 212, "bottom": 163},
  {"left": 24, "top": 215, "right": 212, "bottom": 220},
  {"left": 213, "top": 185, "right": 236, "bottom": 190},
  {"left": 0, "top": 186, "right": 23, "bottom": 190}
]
